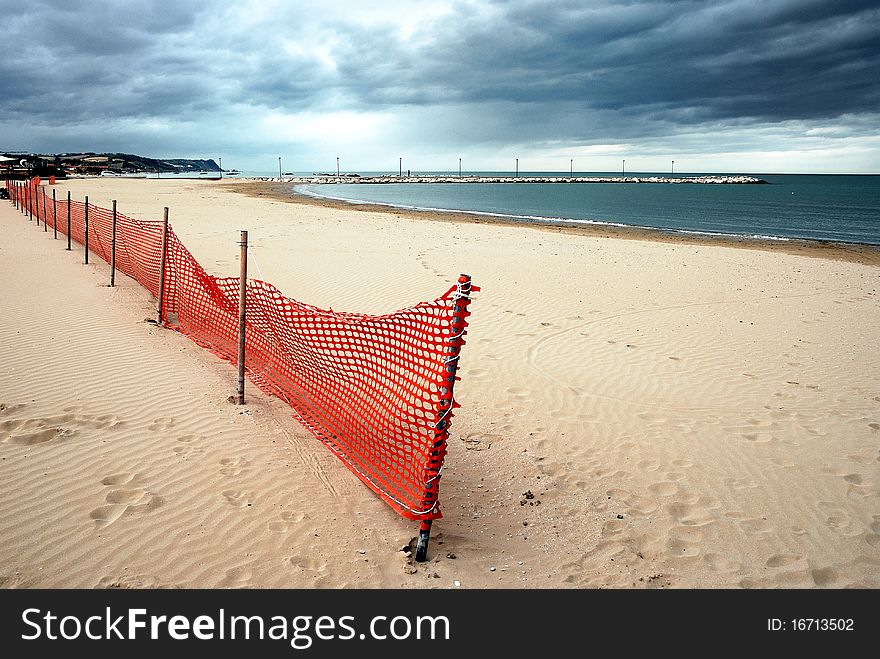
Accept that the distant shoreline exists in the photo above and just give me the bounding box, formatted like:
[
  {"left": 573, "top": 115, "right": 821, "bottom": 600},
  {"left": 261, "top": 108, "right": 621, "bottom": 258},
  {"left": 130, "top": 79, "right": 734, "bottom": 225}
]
[{"left": 222, "top": 179, "right": 880, "bottom": 267}]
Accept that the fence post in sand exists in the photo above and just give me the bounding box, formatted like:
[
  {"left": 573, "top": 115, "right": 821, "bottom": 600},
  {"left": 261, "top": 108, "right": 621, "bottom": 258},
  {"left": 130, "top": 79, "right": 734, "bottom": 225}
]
[
  {"left": 52, "top": 189, "right": 57, "bottom": 239},
  {"left": 237, "top": 230, "right": 248, "bottom": 405},
  {"left": 66, "top": 191, "right": 72, "bottom": 250},
  {"left": 84, "top": 195, "right": 89, "bottom": 264},
  {"left": 42, "top": 188, "right": 48, "bottom": 231},
  {"left": 156, "top": 208, "right": 169, "bottom": 325},
  {"left": 416, "top": 273, "right": 473, "bottom": 562},
  {"left": 109, "top": 200, "right": 117, "bottom": 287},
  {"left": 13, "top": 182, "right": 18, "bottom": 210},
  {"left": 28, "top": 183, "right": 33, "bottom": 222}
]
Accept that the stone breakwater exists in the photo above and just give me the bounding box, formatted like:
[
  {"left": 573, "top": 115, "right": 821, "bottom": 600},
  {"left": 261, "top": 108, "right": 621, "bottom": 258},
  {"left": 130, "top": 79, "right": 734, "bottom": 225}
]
[{"left": 254, "top": 174, "right": 769, "bottom": 185}]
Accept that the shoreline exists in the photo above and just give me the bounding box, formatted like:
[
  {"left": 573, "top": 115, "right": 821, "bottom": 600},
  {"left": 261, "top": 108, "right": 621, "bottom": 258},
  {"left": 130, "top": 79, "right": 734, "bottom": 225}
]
[{"left": 223, "top": 179, "right": 880, "bottom": 267}]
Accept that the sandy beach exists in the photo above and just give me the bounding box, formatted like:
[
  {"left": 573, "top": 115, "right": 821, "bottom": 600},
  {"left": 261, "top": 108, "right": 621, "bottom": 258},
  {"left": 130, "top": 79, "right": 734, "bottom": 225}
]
[{"left": 1, "top": 177, "right": 878, "bottom": 589}]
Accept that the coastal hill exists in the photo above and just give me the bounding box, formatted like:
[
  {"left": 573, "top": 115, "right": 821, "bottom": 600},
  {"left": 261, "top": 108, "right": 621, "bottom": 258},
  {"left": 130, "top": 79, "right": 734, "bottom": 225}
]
[
  {"left": 63, "top": 153, "right": 221, "bottom": 175},
  {"left": 0, "top": 152, "right": 220, "bottom": 178}
]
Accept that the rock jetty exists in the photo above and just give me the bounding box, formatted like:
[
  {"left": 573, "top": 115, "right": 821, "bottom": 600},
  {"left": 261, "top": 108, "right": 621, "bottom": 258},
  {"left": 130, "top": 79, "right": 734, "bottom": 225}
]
[{"left": 253, "top": 174, "right": 769, "bottom": 185}]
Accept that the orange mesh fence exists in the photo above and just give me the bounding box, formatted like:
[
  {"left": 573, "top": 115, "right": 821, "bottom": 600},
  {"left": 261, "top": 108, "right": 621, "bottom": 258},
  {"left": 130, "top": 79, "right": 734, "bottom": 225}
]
[{"left": 6, "top": 179, "right": 475, "bottom": 521}]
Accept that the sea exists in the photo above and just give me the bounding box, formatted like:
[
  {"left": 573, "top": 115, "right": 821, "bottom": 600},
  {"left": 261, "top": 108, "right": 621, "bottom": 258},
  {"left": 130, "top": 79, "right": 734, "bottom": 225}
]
[{"left": 287, "top": 173, "right": 880, "bottom": 246}]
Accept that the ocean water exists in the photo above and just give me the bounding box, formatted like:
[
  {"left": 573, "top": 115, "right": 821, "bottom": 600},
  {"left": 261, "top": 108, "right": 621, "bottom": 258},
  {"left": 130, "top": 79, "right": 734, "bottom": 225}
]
[{"left": 296, "top": 173, "right": 880, "bottom": 245}]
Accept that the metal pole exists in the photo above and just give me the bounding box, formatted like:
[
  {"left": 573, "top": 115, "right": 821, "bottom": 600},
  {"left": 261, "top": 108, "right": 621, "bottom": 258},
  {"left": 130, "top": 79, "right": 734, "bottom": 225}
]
[
  {"left": 42, "top": 188, "right": 47, "bottom": 231},
  {"left": 459, "top": 157, "right": 461, "bottom": 178},
  {"left": 237, "top": 230, "right": 248, "bottom": 405},
  {"left": 671, "top": 160, "right": 675, "bottom": 177},
  {"left": 570, "top": 159, "right": 573, "bottom": 177},
  {"left": 336, "top": 157, "right": 340, "bottom": 177},
  {"left": 28, "top": 183, "right": 33, "bottom": 221},
  {"left": 109, "top": 200, "right": 117, "bottom": 287},
  {"left": 515, "top": 158, "right": 519, "bottom": 178},
  {"left": 52, "top": 188, "right": 57, "bottom": 239},
  {"left": 219, "top": 157, "right": 222, "bottom": 179},
  {"left": 156, "top": 208, "right": 169, "bottom": 324},
  {"left": 622, "top": 159, "right": 625, "bottom": 178},
  {"left": 399, "top": 157, "right": 402, "bottom": 177},
  {"left": 278, "top": 156, "right": 282, "bottom": 178},
  {"left": 416, "top": 273, "right": 474, "bottom": 562},
  {"left": 84, "top": 195, "right": 89, "bottom": 264},
  {"left": 66, "top": 191, "right": 71, "bottom": 250}
]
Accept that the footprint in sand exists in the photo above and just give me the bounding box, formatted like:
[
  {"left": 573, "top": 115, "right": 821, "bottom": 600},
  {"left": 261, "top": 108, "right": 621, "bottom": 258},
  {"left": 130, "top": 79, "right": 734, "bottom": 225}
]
[
  {"left": 766, "top": 554, "right": 802, "bottom": 568},
  {"left": 665, "top": 502, "right": 715, "bottom": 527},
  {"left": 218, "top": 565, "right": 254, "bottom": 587},
  {"left": 173, "top": 433, "right": 205, "bottom": 456},
  {"left": 0, "top": 403, "right": 27, "bottom": 417},
  {"left": 811, "top": 567, "right": 841, "bottom": 588},
  {"left": 0, "top": 412, "right": 99, "bottom": 445},
  {"left": 267, "top": 510, "right": 308, "bottom": 533},
  {"left": 101, "top": 472, "right": 136, "bottom": 486},
  {"left": 0, "top": 423, "right": 67, "bottom": 445},
  {"left": 666, "top": 526, "right": 703, "bottom": 557},
  {"left": 222, "top": 489, "right": 253, "bottom": 508},
  {"left": 703, "top": 553, "right": 741, "bottom": 574},
  {"left": 148, "top": 417, "right": 176, "bottom": 431},
  {"left": 288, "top": 555, "right": 326, "bottom": 572},
  {"left": 89, "top": 476, "right": 162, "bottom": 528},
  {"left": 648, "top": 481, "right": 681, "bottom": 497},
  {"left": 219, "top": 456, "right": 250, "bottom": 476}
]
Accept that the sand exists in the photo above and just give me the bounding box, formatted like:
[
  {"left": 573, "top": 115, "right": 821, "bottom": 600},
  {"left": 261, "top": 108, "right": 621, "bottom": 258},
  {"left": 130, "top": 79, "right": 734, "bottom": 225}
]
[{"left": 1, "top": 177, "right": 878, "bottom": 589}]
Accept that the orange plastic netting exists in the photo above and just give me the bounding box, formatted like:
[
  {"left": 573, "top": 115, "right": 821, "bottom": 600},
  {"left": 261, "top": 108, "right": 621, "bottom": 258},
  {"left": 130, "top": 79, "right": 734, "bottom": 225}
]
[{"left": 8, "top": 180, "right": 475, "bottom": 521}]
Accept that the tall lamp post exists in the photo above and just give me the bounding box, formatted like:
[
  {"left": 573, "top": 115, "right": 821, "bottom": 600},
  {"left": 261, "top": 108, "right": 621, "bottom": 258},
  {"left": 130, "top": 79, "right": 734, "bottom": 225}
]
[
  {"left": 336, "top": 157, "right": 340, "bottom": 177},
  {"left": 622, "top": 159, "right": 626, "bottom": 178},
  {"left": 278, "top": 156, "right": 282, "bottom": 178},
  {"left": 219, "top": 157, "right": 222, "bottom": 179},
  {"left": 671, "top": 160, "right": 675, "bottom": 177},
  {"left": 570, "top": 159, "right": 573, "bottom": 177}
]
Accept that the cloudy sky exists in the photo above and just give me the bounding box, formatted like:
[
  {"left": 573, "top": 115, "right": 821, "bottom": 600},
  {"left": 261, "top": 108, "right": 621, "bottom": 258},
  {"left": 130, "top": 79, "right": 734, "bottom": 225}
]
[{"left": 1, "top": 0, "right": 878, "bottom": 173}]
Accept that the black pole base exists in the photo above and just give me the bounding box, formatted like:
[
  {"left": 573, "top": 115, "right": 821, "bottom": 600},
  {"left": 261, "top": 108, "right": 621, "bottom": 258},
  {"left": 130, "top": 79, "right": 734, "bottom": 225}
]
[{"left": 415, "top": 521, "right": 432, "bottom": 562}]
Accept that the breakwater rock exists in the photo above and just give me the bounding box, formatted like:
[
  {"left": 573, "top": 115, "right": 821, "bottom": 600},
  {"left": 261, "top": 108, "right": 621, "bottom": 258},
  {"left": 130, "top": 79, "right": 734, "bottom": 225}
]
[{"left": 255, "top": 174, "right": 769, "bottom": 185}]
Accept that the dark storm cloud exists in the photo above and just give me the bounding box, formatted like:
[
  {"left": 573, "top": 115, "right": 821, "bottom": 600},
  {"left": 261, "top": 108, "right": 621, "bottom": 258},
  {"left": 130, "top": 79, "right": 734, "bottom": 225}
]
[
  {"left": 0, "top": 1, "right": 211, "bottom": 124},
  {"left": 1, "top": 0, "right": 877, "bottom": 163},
  {"left": 320, "top": 0, "right": 880, "bottom": 124}
]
